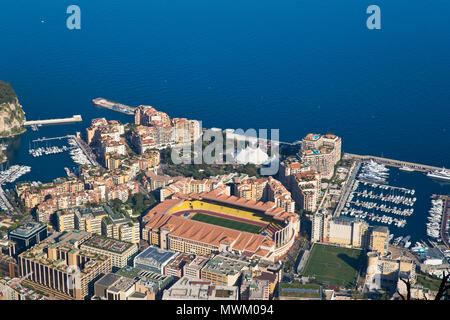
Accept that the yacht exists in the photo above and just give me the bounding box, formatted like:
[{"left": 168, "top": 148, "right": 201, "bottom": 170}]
[
  {"left": 427, "top": 168, "right": 450, "bottom": 181},
  {"left": 399, "top": 166, "right": 415, "bottom": 172}
]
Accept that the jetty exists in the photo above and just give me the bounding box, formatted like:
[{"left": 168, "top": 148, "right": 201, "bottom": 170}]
[
  {"left": 344, "top": 153, "right": 442, "bottom": 172},
  {"left": 441, "top": 196, "right": 450, "bottom": 248},
  {"left": 32, "top": 135, "right": 72, "bottom": 143},
  {"left": 23, "top": 115, "right": 82, "bottom": 127},
  {"left": 92, "top": 98, "right": 136, "bottom": 115}
]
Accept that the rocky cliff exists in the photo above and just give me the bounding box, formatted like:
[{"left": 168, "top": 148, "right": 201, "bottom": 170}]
[{"left": 0, "top": 81, "right": 26, "bottom": 138}]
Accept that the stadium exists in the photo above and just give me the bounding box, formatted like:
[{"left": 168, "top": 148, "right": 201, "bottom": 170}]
[{"left": 142, "top": 191, "right": 300, "bottom": 262}]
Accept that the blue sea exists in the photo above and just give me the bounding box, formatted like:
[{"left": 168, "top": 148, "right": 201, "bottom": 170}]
[{"left": 0, "top": 0, "right": 449, "bottom": 242}]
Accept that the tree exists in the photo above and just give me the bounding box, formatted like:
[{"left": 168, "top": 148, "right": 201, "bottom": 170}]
[
  {"left": 0, "top": 80, "right": 17, "bottom": 104},
  {"left": 397, "top": 270, "right": 449, "bottom": 300},
  {"left": 434, "top": 271, "right": 450, "bottom": 301}
]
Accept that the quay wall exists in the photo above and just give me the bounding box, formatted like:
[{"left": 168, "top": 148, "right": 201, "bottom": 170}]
[
  {"left": 24, "top": 115, "right": 82, "bottom": 126},
  {"left": 344, "top": 153, "right": 441, "bottom": 172}
]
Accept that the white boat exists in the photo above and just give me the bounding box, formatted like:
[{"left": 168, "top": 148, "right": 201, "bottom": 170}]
[
  {"left": 427, "top": 168, "right": 450, "bottom": 181},
  {"left": 399, "top": 166, "right": 415, "bottom": 172}
]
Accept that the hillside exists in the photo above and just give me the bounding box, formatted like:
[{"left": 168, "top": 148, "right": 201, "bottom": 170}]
[{"left": 0, "top": 81, "right": 26, "bottom": 138}]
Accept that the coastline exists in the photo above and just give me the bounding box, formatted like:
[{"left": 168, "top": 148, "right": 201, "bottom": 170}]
[{"left": 0, "top": 126, "right": 26, "bottom": 139}]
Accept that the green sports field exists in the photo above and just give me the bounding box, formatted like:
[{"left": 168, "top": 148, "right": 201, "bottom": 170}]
[
  {"left": 301, "top": 243, "right": 364, "bottom": 288},
  {"left": 191, "top": 213, "right": 265, "bottom": 234}
]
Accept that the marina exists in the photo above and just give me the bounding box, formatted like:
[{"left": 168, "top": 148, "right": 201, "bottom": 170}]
[
  {"left": 26, "top": 135, "right": 96, "bottom": 166},
  {"left": 426, "top": 195, "right": 450, "bottom": 249},
  {"left": 0, "top": 165, "right": 32, "bottom": 212},
  {"left": 29, "top": 145, "right": 69, "bottom": 157},
  {"left": 426, "top": 196, "right": 444, "bottom": 241},
  {"left": 67, "top": 137, "right": 92, "bottom": 166},
  {"left": 442, "top": 197, "right": 450, "bottom": 248},
  {"left": 340, "top": 161, "right": 418, "bottom": 231},
  {"left": 337, "top": 157, "right": 450, "bottom": 246},
  {"left": 357, "top": 160, "right": 390, "bottom": 184},
  {"left": 0, "top": 165, "right": 31, "bottom": 185}
]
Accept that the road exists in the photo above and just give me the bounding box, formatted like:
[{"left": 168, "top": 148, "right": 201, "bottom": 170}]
[
  {"left": 71, "top": 135, "right": 102, "bottom": 167},
  {"left": 334, "top": 161, "right": 360, "bottom": 217},
  {"left": 0, "top": 186, "right": 16, "bottom": 213}
]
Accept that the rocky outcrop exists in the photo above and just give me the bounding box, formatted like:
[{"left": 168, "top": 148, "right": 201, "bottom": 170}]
[{"left": 0, "top": 81, "right": 26, "bottom": 138}]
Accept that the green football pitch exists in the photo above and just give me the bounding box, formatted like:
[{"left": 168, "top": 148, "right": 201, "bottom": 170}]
[
  {"left": 190, "top": 213, "right": 265, "bottom": 234},
  {"left": 301, "top": 243, "right": 364, "bottom": 288}
]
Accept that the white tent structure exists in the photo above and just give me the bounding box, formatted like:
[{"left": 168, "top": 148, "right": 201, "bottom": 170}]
[{"left": 235, "top": 146, "right": 270, "bottom": 165}]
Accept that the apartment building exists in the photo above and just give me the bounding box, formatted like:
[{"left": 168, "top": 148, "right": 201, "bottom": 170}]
[
  {"left": 164, "top": 253, "right": 195, "bottom": 278},
  {"left": 299, "top": 133, "right": 341, "bottom": 180},
  {"left": 200, "top": 253, "right": 252, "bottom": 286},
  {"left": 18, "top": 242, "right": 112, "bottom": 300},
  {"left": 162, "top": 276, "right": 238, "bottom": 300},
  {"left": 172, "top": 117, "right": 202, "bottom": 145},
  {"left": 240, "top": 270, "right": 270, "bottom": 300},
  {"left": 312, "top": 212, "right": 369, "bottom": 248},
  {"left": 183, "top": 255, "right": 210, "bottom": 279},
  {"left": 289, "top": 170, "right": 321, "bottom": 212},
  {"left": 233, "top": 176, "right": 295, "bottom": 213},
  {"left": 74, "top": 207, "right": 108, "bottom": 235},
  {"left": 56, "top": 210, "right": 76, "bottom": 232},
  {"left": 80, "top": 235, "right": 138, "bottom": 269},
  {"left": 101, "top": 205, "right": 140, "bottom": 244},
  {"left": 369, "top": 226, "right": 390, "bottom": 256},
  {"left": 8, "top": 222, "right": 48, "bottom": 255},
  {"left": 365, "top": 252, "right": 416, "bottom": 293}
]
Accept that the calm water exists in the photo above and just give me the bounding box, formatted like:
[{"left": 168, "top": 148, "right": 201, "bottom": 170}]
[{"left": 0, "top": 1, "right": 449, "bottom": 241}]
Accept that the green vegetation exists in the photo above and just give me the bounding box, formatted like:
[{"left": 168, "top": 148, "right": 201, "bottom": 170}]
[
  {"left": 416, "top": 273, "right": 442, "bottom": 292},
  {"left": 0, "top": 126, "right": 26, "bottom": 138},
  {"left": 279, "top": 144, "right": 301, "bottom": 159},
  {"left": 107, "top": 193, "right": 156, "bottom": 218},
  {"left": 164, "top": 161, "right": 261, "bottom": 179},
  {"left": 302, "top": 243, "right": 364, "bottom": 288},
  {"left": 126, "top": 193, "right": 156, "bottom": 216},
  {"left": 0, "top": 81, "right": 17, "bottom": 105},
  {"left": 215, "top": 289, "right": 234, "bottom": 298},
  {"left": 0, "top": 150, "right": 6, "bottom": 163},
  {"left": 5, "top": 189, "right": 28, "bottom": 214},
  {"left": 190, "top": 212, "right": 264, "bottom": 234},
  {"left": 280, "top": 282, "right": 322, "bottom": 299},
  {"left": 160, "top": 147, "right": 261, "bottom": 179},
  {"left": 282, "top": 237, "right": 306, "bottom": 274}
]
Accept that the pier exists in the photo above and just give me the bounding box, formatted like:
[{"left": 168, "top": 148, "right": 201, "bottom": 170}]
[
  {"left": 344, "top": 153, "right": 442, "bottom": 172},
  {"left": 70, "top": 135, "right": 101, "bottom": 167},
  {"left": 92, "top": 98, "right": 136, "bottom": 115},
  {"left": 32, "top": 135, "right": 72, "bottom": 143},
  {"left": 23, "top": 115, "right": 82, "bottom": 127},
  {"left": 441, "top": 196, "right": 450, "bottom": 249},
  {"left": 334, "top": 161, "right": 360, "bottom": 217},
  {"left": 30, "top": 134, "right": 100, "bottom": 167}
]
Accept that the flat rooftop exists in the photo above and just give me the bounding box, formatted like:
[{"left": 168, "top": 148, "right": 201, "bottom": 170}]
[
  {"left": 54, "top": 230, "right": 92, "bottom": 246},
  {"left": 108, "top": 277, "right": 135, "bottom": 293},
  {"left": 134, "top": 246, "right": 178, "bottom": 269},
  {"left": 202, "top": 253, "right": 251, "bottom": 276},
  {"left": 117, "top": 266, "right": 172, "bottom": 289},
  {"left": 96, "top": 273, "right": 121, "bottom": 288},
  {"left": 9, "top": 222, "right": 46, "bottom": 238},
  {"left": 163, "top": 276, "right": 238, "bottom": 300},
  {"left": 82, "top": 235, "right": 134, "bottom": 254}
]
